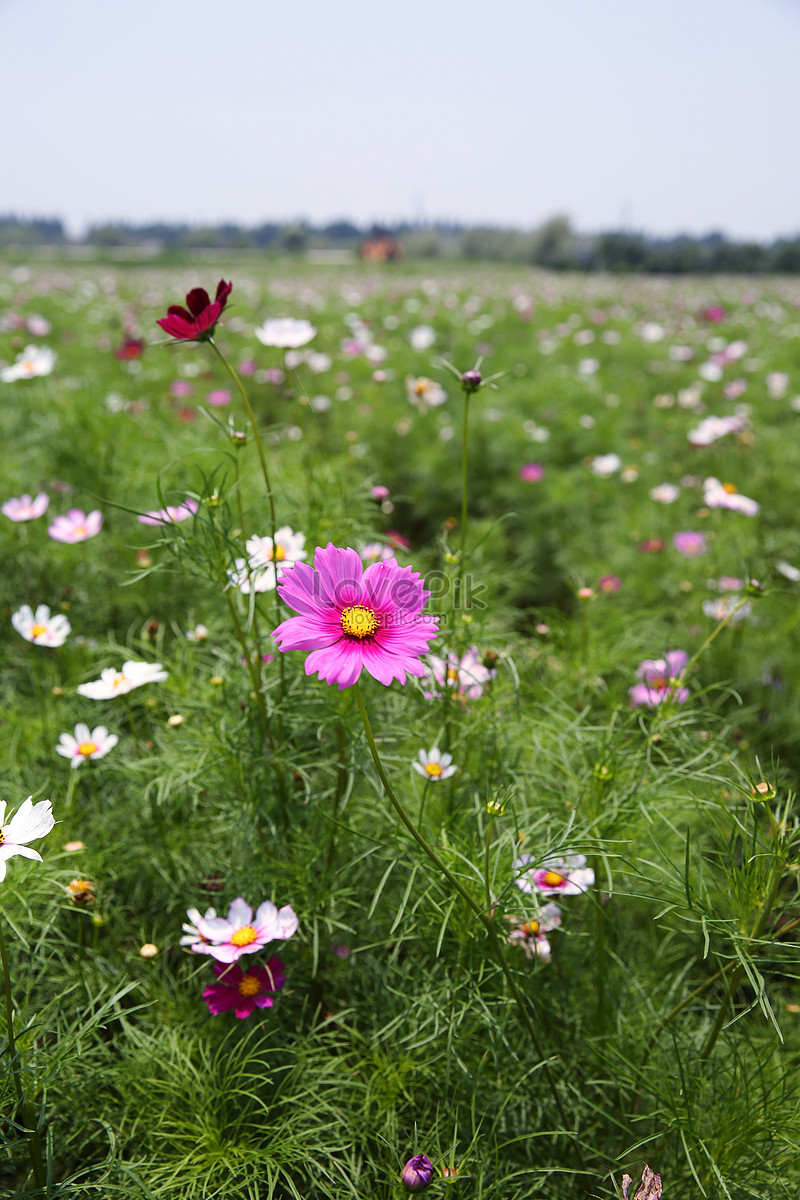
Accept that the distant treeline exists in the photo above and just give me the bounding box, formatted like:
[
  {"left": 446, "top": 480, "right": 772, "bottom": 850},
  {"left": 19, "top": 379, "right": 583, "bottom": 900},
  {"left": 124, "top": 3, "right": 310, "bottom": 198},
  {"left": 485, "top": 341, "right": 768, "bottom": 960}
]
[{"left": 2, "top": 213, "right": 800, "bottom": 273}]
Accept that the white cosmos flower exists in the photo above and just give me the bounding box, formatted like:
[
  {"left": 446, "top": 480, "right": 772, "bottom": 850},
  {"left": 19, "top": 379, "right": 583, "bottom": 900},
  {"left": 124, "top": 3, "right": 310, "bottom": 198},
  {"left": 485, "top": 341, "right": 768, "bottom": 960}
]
[
  {"left": 776, "top": 560, "right": 800, "bottom": 582},
  {"left": 254, "top": 318, "right": 317, "bottom": 348},
  {"left": 12, "top": 604, "right": 71, "bottom": 647},
  {"left": 0, "top": 796, "right": 55, "bottom": 882},
  {"left": 76, "top": 660, "right": 168, "bottom": 699},
  {"left": 1, "top": 345, "right": 56, "bottom": 382},
  {"left": 412, "top": 747, "right": 457, "bottom": 781},
  {"left": 703, "top": 477, "right": 760, "bottom": 516},
  {"left": 228, "top": 526, "right": 306, "bottom": 593},
  {"left": 649, "top": 483, "right": 680, "bottom": 504},
  {"left": 56, "top": 724, "right": 119, "bottom": 768},
  {"left": 408, "top": 324, "right": 436, "bottom": 351},
  {"left": 590, "top": 453, "right": 621, "bottom": 478}
]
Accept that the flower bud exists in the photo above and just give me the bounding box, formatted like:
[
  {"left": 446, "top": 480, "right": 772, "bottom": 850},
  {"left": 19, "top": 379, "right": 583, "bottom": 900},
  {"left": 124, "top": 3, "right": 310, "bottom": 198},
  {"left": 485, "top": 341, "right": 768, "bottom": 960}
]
[
  {"left": 401, "top": 1154, "right": 434, "bottom": 1192},
  {"left": 460, "top": 369, "right": 482, "bottom": 392}
]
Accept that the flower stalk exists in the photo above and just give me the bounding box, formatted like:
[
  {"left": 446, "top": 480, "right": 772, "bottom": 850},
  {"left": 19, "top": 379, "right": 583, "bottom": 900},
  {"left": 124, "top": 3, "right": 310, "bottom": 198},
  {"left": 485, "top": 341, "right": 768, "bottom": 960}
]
[
  {"left": 352, "top": 682, "right": 579, "bottom": 1151},
  {"left": 0, "top": 917, "right": 46, "bottom": 1190}
]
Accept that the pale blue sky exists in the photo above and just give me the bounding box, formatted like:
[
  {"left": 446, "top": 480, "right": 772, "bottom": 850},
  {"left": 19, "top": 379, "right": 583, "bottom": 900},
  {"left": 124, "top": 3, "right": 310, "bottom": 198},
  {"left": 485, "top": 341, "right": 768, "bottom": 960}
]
[{"left": 2, "top": 0, "right": 798, "bottom": 239}]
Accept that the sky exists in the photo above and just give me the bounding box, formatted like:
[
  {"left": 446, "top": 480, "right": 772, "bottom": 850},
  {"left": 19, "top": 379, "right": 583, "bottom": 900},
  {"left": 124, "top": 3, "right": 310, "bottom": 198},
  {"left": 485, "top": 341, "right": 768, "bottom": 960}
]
[{"left": 2, "top": 0, "right": 798, "bottom": 240}]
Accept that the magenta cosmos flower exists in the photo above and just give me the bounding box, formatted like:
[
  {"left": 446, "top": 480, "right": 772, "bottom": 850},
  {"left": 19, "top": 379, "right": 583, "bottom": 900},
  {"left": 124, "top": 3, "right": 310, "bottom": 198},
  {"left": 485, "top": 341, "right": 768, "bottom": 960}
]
[
  {"left": 157, "top": 279, "right": 233, "bottom": 342},
  {"left": 514, "top": 854, "right": 595, "bottom": 896},
  {"left": 629, "top": 650, "right": 690, "bottom": 707},
  {"left": 48, "top": 508, "right": 103, "bottom": 543},
  {"left": 272, "top": 544, "right": 439, "bottom": 689},
  {"left": 202, "top": 957, "right": 285, "bottom": 1019}
]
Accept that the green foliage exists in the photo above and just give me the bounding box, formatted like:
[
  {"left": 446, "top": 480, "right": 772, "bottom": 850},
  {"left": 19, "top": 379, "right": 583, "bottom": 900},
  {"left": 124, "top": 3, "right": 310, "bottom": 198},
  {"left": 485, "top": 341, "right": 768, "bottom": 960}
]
[{"left": 1, "top": 258, "right": 800, "bottom": 1197}]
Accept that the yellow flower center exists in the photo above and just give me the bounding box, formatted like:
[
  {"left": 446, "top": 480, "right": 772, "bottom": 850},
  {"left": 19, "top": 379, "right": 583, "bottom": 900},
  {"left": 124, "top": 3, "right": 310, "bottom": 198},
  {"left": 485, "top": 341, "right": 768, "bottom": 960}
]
[
  {"left": 31, "top": 624, "right": 47, "bottom": 639},
  {"left": 722, "top": 482, "right": 738, "bottom": 494},
  {"left": 424, "top": 762, "right": 443, "bottom": 778},
  {"left": 230, "top": 925, "right": 258, "bottom": 947},
  {"left": 112, "top": 674, "right": 126, "bottom": 688},
  {"left": 414, "top": 379, "right": 428, "bottom": 395},
  {"left": 541, "top": 870, "right": 565, "bottom": 888},
  {"left": 523, "top": 920, "right": 540, "bottom": 936},
  {"left": 77, "top": 742, "right": 97, "bottom": 757},
  {"left": 273, "top": 545, "right": 285, "bottom": 561},
  {"left": 340, "top": 605, "right": 379, "bottom": 639},
  {"left": 0, "top": 831, "right": 5, "bottom": 846},
  {"left": 238, "top": 974, "right": 261, "bottom": 997},
  {"left": 75, "top": 526, "right": 87, "bottom": 537}
]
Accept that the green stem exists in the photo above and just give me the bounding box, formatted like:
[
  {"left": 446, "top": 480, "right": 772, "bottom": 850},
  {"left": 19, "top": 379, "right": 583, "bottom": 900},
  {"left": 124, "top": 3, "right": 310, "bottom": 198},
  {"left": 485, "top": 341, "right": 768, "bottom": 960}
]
[
  {"left": 211, "top": 339, "right": 286, "bottom": 712},
  {"left": 682, "top": 594, "right": 751, "bottom": 679},
  {"left": 0, "top": 918, "right": 46, "bottom": 1190},
  {"left": 456, "top": 390, "right": 471, "bottom": 611},
  {"left": 209, "top": 339, "right": 277, "bottom": 542},
  {"left": 353, "top": 682, "right": 579, "bottom": 1150}
]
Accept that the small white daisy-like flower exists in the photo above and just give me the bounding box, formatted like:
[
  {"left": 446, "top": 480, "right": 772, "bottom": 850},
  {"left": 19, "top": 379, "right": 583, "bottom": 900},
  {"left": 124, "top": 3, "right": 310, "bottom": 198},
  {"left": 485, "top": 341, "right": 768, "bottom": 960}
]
[
  {"left": 76, "top": 660, "right": 168, "bottom": 699},
  {"left": 412, "top": 747, "right": 457, "bottom": 781},
  {"left": 228, "top": 526, "right": 306, "bottom": 594},
  {"left": 405, "top": 375, "right": 448, "bottom": 409},
  {"left": 1, "top": 345, "right": 56, "bottom": 382},
  {"left": 590, "top": 453, "right": 621, "bottom": 478},
  {"left": 254, "top": 318, "right": 317, "bottom": 349},
  {"left": 649, "top": 483, "right": 680, "bottom": 504},
  {"left": 56, "top": 724, "right": 119, "bottom": 769},
  {"left": 0, "top": 795, "right": 55, "bottom": 882},
  {"left": 11, "top": 604, "right": 71, "bottom": 647}
]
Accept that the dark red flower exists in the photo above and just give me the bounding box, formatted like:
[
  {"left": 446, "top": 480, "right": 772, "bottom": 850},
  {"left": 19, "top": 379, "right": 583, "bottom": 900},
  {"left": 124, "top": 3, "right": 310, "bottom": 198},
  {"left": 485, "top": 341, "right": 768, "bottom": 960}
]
[
  {"left": 157, "top": 279, "right": 233, "bottom": 342},
  {"left": 114, "top": 337, "right": 145, "bottom": 360}
]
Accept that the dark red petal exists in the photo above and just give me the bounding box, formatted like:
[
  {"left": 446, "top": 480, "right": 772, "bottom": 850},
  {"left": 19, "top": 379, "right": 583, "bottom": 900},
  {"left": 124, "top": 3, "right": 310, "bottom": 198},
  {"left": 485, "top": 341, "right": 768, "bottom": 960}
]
[
  {"left": 157, "top": 314, "right": 197, "bottom": 339},
  {"left": 185, "top": 288, "right": 211, "bottom": 317},
  {"left": 167, "top": 304, "right": 192, "bottom": 321},
  {"left": 192, "top": 302, "right": 221, "bottom": 333},
  {"left": 215, "top": 279, "right": 233, "bottom": 309}
]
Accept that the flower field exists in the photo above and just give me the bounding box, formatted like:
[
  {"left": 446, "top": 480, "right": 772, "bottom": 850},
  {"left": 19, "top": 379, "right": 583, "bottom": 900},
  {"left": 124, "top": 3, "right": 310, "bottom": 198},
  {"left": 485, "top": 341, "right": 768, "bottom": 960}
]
[{"left": 2, "top": 256, "right": 800, "bottom": 1198}]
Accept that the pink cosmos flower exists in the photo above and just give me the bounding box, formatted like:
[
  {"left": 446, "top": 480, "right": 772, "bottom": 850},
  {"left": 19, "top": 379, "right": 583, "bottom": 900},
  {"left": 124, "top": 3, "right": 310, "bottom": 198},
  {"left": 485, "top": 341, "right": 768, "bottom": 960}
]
[
  {"left": 514, "top": 854, "right": 594, "bottom": 896},
  {"left": 202, "top": 957, "right": 286, "bottom": 1019},
  {"left": 48, "top": 508, "right": 103, "bottom": 543},
  {"left": 598, "top": 575, "right": 621, "bottom": 593},
  {"left": 673, "top": 531, "right": 707, "bottom": 557},
  {"left": 157, "top": 280, "right": 233, "bottom": 341},
  {"left": 2, "top": 492, "right": 49, "bottom": 521},
  {"left": 272, "top": 544, "right": 439, "bottom": 690},
  {"left": 138, "top": 498, "right": 199, "bottom": 525},
  {"left": 194, "top": 896, "right": 298, "bottom": 964},
  {"left": 421, "top": 646, "right": 495, "bottom": 701},
  {"left": 206, "top": 388, "right": 231, "bottom": 407},
  {"left": 519, "top": 462, "right": 544, "bottom": 482},
  {"left": 629, "top": 650, "right": 690, "bottom": 707}
]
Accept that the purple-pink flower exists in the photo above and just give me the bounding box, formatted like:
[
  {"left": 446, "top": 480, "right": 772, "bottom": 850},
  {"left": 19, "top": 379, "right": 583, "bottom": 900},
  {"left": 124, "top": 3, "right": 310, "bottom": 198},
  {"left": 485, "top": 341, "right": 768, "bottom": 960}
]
[
  {"left": 673, "top": 531, "right": 707, "bottom": 557},
  {"left": 201, "top": 957, "right": 285, "bottom": 1019},
  {"left": 138, "top": 498, "right": 199, "bottom": 526},
  {"left": 629, "top": 650, "right": 690, "bottom": 707},
  {"left": 519, "top": 462, "right": 544, "bottom": 482},
  {"left": 514, "top": 854, "right": 594, "bottom": 896},
  {"left": 48, "top": 508, "right": 103, "bottom": 543},
  {"left": 272, "top": 544, "right": 439, "bottom": 689},
  {"left": 193, "top": 896, "right": 298, "bottom": 964},
  {"left": 2, "top": 492, "right": 49, "bottom": 522}
]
